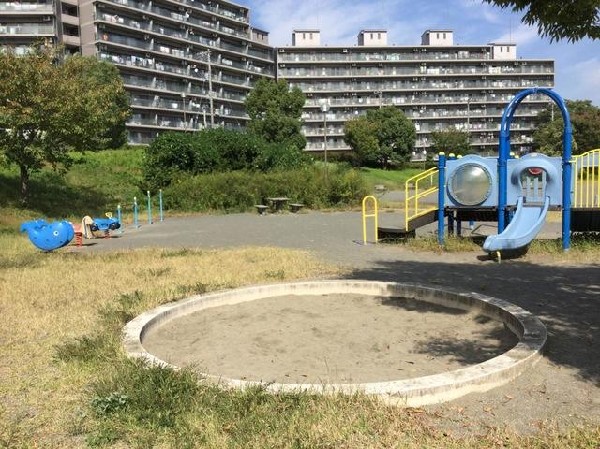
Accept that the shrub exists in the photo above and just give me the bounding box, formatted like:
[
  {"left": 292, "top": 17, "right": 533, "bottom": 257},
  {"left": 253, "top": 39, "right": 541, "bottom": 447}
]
[
  {"left": 164, "top": 166, "right": 368, "bottom": 212},
  {"left": 142, "top": 132, "right": 202, "bottom": 192},
  {"left": 143, "top": 130, "right": 312, "bottom": 192}
]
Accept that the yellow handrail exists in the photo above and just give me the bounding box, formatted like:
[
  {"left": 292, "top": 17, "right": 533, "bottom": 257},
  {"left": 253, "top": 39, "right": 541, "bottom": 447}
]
[
  {"left": 572, "top": 148, "right": 600, "bottom": 208},
  {"left": 362, "top": 195, "right": 378, "bottom": 244},
  {"left": 404, "top": 168, "right": 439, "bottom": 231}
]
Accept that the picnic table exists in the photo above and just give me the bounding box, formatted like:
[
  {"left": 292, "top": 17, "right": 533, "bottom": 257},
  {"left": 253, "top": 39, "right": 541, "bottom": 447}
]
[{"left": 266, "top": 197, "right": 289, "bottom": 212}]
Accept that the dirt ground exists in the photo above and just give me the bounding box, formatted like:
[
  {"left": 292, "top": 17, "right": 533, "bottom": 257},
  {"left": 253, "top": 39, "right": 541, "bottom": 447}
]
[{"left": 143, "top": 293, "right": 517, "bottom": 384}]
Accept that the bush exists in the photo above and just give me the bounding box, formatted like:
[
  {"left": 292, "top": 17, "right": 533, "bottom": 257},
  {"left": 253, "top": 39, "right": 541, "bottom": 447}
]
[
  {"left": 253, "top": 141, "right": 311, "bottom": 171},
  {"left": 142, "top": 133, "right": 202, "bottom": 192},
  {"left": 164, "top": 165, "right": 368, "bottom": 212},
  {"left": 143, "top": 130, "right": 312, "bottom": 191}
]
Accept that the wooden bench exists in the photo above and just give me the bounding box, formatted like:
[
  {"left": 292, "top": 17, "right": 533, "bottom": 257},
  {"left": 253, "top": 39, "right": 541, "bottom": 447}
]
[
  {"left": 255, "top": 205, "right": 269, "bottom": 215},
  {"left": 289, "top": 203, "right": 304, "bottom": 213}
]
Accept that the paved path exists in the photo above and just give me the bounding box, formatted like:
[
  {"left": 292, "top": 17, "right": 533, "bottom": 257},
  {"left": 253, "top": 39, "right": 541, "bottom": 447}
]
[{"left": 90, "top": 209, "right": 562, "bottom": 268}]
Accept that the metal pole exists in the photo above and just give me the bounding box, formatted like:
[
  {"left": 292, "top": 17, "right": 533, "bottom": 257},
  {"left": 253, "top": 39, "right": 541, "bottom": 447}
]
[
  {"left": 117, "top": 204, "right": 123, "bottom": 234},
  {"left": 323, "top": 112, "right": 327, "bottom": 165},
  {"left": 320, "top": 100, "right": 330, "bottom": 169},
  {"left": 159, "top": 189, "right": 164, "bottom": 222},
  {"left": 181, "top": 93, "right": 187, "bottom": 130},
  {"left": 147, "top": 190, "right": 152, "bottom": 224},
  {"left": 437, "top": 152, "right": 446, "bottom": 246},
  {"left": 207, "top": 50, "right": 214, "bottom": 127},
  {"left": 133, "top": 196, "right": 139, "bottom": 228}
]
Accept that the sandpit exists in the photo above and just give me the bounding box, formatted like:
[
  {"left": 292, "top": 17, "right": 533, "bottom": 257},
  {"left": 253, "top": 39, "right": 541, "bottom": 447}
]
[{"left": 124, "top": 281, "right": 546, "bottom": 406}]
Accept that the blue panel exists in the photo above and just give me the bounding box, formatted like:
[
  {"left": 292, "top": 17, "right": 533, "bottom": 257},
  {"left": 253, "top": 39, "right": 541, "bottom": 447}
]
[
  {"left": 506, "top": 153, "right": 563, "bottom": 206},
  {"left": 444, "top": 155, "right": 499, "bottom": 207}
]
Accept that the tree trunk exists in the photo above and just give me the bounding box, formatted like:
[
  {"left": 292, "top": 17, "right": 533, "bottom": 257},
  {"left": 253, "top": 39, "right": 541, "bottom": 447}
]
[{"left": 19, "top": 165, "right": 30, "bottom": 207}]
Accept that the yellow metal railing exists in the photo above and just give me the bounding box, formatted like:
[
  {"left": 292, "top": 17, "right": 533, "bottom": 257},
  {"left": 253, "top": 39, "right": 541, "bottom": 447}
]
[
  {"left": 404, "top": 168, "right": 439, "bottom": 231},
  {"left": 573, "top": 148, "right": 600, "bottom": 208},
  {"left": 362, "top": 195, "right": 378, "bottom": 244}
]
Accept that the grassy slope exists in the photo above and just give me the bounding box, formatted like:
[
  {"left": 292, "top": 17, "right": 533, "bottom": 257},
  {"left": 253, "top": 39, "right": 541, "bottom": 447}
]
[
  {"left": 360, "top": 167, "right": 425, "bottom": 190},
  {"left": 0, "top": 148, "right": 144, "bottom": 232}
]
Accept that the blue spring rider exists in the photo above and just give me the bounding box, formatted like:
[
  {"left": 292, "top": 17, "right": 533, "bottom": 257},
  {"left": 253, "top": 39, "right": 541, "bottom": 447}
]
[{"left": 20, "top": 219, "right": 75, "bottom": 252}]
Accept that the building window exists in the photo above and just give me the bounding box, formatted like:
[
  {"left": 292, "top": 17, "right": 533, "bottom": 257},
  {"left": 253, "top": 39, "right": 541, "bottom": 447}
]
[
  {"left": 370, "top": 33, "right": 373, "bottom": 39},
  {"left": 436, "top": 33, "right": 440, "bottom": 39},
  {"left": 378, "top": 32, "right": 381, "bottom": 39},
  {"left": 443, "top": 33, "right": 446, "bottom": 39},
  {"left": 310, "top": 33, "right": 313, "bottom": 39},
  {"left": 303, "top": 33, "right": 306, "bottom": 39}
]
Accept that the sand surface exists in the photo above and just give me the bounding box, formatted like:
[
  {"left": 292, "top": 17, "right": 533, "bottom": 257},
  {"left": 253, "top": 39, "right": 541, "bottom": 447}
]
[{"left": 143, "top": 294, "right": 517, "bottom": 384}]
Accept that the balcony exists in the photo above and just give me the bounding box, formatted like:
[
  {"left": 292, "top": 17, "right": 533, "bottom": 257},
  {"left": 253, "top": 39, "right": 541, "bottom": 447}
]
[
  {"left": 0, "top": 2, "right": 53, "bottom": 13},
  {"left": 0, "top": 23, "right": 54, "bottom": 35}
]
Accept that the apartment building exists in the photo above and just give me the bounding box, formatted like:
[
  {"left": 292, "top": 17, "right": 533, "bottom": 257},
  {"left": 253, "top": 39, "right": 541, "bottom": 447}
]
[
  {"left": 1, "top": 0, "right": 275, "bottom": 144},
  {"left": 0, "top": 3, "right": 554, "bottom": 153},
  {"left": 278, "top": 29, "right": 554, "bottom": 155}
]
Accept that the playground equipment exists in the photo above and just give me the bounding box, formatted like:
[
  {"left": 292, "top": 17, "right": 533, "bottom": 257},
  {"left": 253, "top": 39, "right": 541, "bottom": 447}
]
[
  {"left": 376, "top": 88, "right": 600, "bottom": 256},
  {"left": 20, "top": 219, "right": 75, "bottom": 252},
  {"left": 20, "top": 191, "right": 165, "bottom": 251},
  {"left": 361, "top": 196, "right": 379, "bottom": 244}
]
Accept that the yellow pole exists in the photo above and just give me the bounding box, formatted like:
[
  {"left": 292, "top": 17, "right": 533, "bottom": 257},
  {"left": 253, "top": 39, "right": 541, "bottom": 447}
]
[{"left": 362, "top": 196, "right": 378, "bottom": 245}]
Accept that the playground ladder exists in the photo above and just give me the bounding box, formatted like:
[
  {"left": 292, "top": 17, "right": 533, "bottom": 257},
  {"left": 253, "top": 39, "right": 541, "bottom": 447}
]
[
  {"left": 404, "top": 168, "right": 439, "bottom": 231},
  {"left": 573, "top": 148, "right": 600, "bottom": 208}
]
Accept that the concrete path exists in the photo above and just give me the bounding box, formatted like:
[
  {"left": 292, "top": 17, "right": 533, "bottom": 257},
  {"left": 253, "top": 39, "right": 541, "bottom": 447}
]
[{"left": 90, "top": 209, "right": 562, "bottom": 268}]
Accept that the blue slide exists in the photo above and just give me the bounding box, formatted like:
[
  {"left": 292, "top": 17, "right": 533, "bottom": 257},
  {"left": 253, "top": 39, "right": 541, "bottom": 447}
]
[{"left": 483, "top": 196, "right": 550, "bottom": 253}]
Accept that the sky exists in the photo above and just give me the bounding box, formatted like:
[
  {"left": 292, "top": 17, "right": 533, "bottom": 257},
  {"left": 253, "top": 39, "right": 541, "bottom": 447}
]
[{"left": 237, "top": 0, "right": 600, "bottom": 106}]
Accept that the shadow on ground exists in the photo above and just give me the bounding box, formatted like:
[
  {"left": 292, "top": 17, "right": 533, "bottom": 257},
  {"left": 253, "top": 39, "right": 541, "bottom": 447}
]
[
  {"left": 0, "top": 172, "right": 114, "bottom": 217},
  {"left": 345, "top": 259, "right": 600, "bottom": 385}
]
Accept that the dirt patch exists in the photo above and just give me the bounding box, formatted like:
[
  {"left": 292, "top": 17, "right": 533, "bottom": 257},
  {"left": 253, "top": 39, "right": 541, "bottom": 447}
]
[{"left": 143, "top": 294, "right": 517, "bottom": 384}]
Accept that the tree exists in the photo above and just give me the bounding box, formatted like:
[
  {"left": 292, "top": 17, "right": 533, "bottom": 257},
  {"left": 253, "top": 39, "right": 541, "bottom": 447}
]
[
  {"left": 532, "top": 99, "right": 600, "bottom": 155},
  {"left": 0, "top": 46, "right": 130, "bottom": 204},
  {"left": 430, "top": 128, "right": 471, "bottom": 155},
  {"left": 344, "top": 107, "right": 416, "bottom": 168},
  {"left": 483, "top": 0, "right": 600, "bottom": 42},
  {"left": 244, "top": 78, "right": 306, "bottom": 149}
]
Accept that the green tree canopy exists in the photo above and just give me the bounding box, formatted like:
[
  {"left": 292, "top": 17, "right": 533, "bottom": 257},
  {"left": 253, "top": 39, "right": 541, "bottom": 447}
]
[
  {"left": 483, "top": 0, "right": 599, "bottom": 42},
  {"left": 430, "top": 128, "right": 471, "bottom": 155},
  {"left": 344, "top": 106, "right": 416, "bottom": 168},
  {"left": 0, "top": 46, "right": 130, "bottom": 204},
  {"left": 244, "top": 78, "right": 306, "bottom": 150},
  {"left": 532, "top": 99, "right": 600, "bottom": 155}
]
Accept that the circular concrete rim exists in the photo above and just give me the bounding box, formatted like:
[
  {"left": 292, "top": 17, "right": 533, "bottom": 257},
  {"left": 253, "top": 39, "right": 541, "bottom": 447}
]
[{"left": 123, "top": 281, "right": 547, "bottom": 407}]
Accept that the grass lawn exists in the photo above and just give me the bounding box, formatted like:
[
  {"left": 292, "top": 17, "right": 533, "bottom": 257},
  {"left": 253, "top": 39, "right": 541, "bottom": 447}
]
[{"left": 360, "top": 167, "right": 427, "bottom": 190}]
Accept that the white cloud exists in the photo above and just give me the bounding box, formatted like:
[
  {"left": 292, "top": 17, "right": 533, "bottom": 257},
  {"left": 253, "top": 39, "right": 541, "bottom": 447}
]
[{"left": 492, "top": 24, "right": 539, "bottom": 45}]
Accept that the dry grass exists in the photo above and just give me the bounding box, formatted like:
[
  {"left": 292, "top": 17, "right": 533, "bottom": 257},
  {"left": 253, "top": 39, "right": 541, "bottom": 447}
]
[
  {"left": 1, "top": 233, "right": 598, "bottom": 448},
  {"left": 0, "top": 235, "right": 340, "bottom": 447}
]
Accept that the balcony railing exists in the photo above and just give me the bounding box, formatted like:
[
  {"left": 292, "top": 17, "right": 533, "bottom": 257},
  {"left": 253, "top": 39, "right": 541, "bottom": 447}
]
[
  {"left": 292, "top": 78, "right": 552, "bottom": 92},
  {"left": 0, "top": 23, "right": 54, "bottom": 35},
  {"left": 279, "top": 64, "right": 553, "bottom": 78},
  {"left": 0, "top": 2, "right": 53, "bottom": 12}
]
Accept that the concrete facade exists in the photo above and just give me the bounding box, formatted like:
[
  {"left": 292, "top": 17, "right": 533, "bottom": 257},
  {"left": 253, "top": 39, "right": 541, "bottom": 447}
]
[
  {"left": 0, "top": 3, "right": 554, "bottom": 154},
  {"left": 278, "top": 29, "right": 553, "bottom": 155}
]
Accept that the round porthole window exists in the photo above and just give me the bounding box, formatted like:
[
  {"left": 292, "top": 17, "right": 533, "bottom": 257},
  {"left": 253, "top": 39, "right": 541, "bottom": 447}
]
[{"left": 448, "top": 163, "right": 492, "bottom": 206}]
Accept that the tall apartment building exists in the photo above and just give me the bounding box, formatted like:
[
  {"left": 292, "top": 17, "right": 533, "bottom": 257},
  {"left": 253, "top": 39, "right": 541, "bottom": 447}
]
[
  {"left": 1, "top": 3, "right": 554, "bottom": 154},
  {"left": 1, "top": 0, "right": 276, "bottom": 144},
  {"left": 0, "top": 0, "right": 80, "bottom": 54},
  {"left": 278, "top": 29, "right": 554, "bottom": 155}
]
